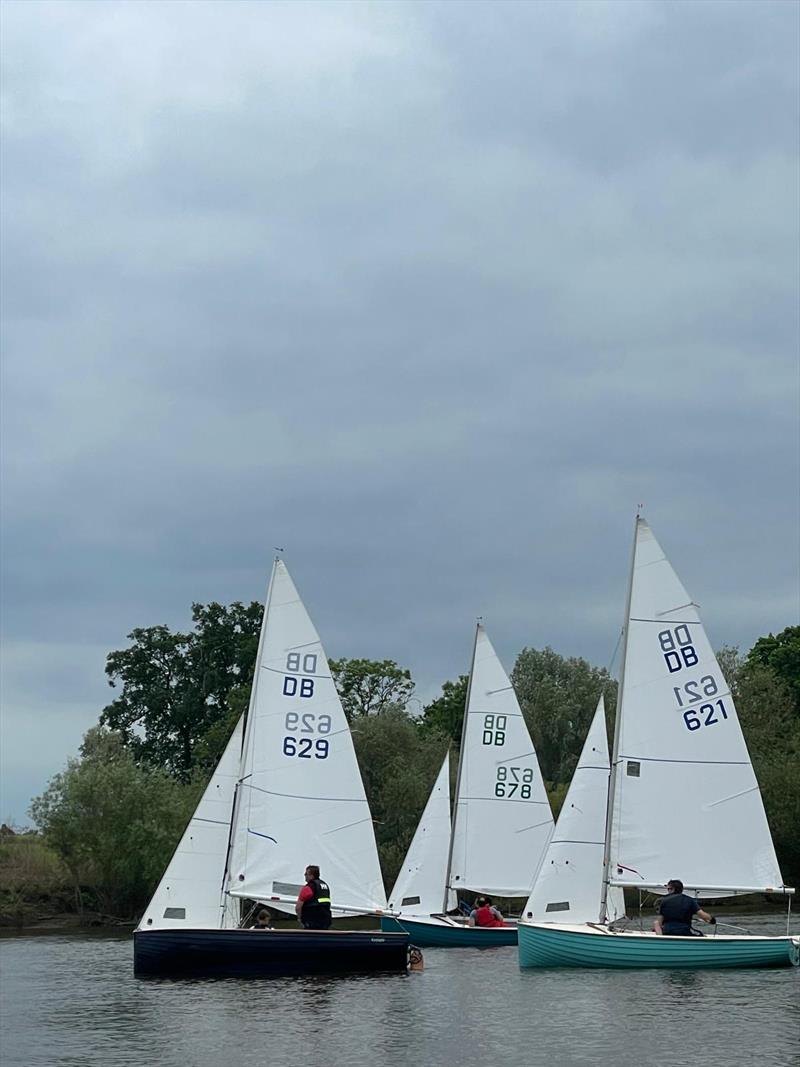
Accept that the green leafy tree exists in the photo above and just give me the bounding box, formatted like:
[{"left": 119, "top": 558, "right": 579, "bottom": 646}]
[
  {"left": 328, "top": 658, "right": 414, "bottom": 722},
  {"left": 350, "top": 708, "right": 450, "bottom": 888},
  {"left": 719, "top": 645, "right": 800, "bottom": 888},
  {"left": 418, "top": 676, "right": 468, "bottom": 744},
  {"left": 29, "top": 728, "right": 197, "bottom": 918},
  {"left": 101, "top": 601, "right": 262, "bottom": 777},
  {"left": 746, "top": 626, "right": 800, "bottom": 714},
  {"left": 511, "top": 647, "right": 617, "bottom": 784}
]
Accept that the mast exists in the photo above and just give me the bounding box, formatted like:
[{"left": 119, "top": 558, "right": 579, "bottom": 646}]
[
  {"left": 219, "top": 556, "right": 280, "bottom": 926},
  {"left": 599, "top": 513, "right": 639, "bottom": 923},
  {"left": 442, "top": 621, "right": 480, "bottom": 914}
]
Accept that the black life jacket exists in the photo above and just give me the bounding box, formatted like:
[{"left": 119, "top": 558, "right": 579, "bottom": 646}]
[{"left": 302, "top": 878, "right": 332, "bottom": 926}]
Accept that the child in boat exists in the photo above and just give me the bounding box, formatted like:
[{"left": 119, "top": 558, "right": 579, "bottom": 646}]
[{"left": 469, "top": 897, "right": 506, "bottom": 928}]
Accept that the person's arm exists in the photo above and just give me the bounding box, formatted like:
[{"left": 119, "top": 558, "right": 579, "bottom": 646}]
[
  {"left": 696, "top": 908, "right": 715, "bottom": 924},
  {"left": 491, "top": 907, "right": 503, "bottom": 921},
  {"left": 296, "top": 885, "right": 312, "bottom": 920},
  {"left": 468, "top": 911, "right": 476, "bottom": 927}
]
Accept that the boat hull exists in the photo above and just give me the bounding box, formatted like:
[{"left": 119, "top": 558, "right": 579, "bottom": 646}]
[
  {"left": 134, "top": 928, "right": 410, "bottom": 978},
  {"left": 381, "top": 915, "right": 517, "bottom": 947},
  {"left": 517, "top": 922, "right": 800, "bottom": 970}
]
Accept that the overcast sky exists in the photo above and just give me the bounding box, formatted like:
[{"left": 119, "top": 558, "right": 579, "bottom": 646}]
[{"left": 1, "top": 0, "right": 798, "bottom": 823}]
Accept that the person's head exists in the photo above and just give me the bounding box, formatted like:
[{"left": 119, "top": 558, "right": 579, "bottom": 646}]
[
  {"left": 666, "top": 879, "right": 684, "bottom": 895},
  {"left": 305, "top": 865, "right": 320, "bottom": 882},
  {"left": 257, "top": 909, "right": 270, "bottom": 925},
  {"left": 476, "top": 897, "right": 487, "bottom": 907}
]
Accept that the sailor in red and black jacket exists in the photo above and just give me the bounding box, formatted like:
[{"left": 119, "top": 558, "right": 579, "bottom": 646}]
[
  {"left": 295, "top": 865, "right": 332, "bottom": 930},
  {"left": 469, "top": 896, "right": 506, "bottom": 928}
]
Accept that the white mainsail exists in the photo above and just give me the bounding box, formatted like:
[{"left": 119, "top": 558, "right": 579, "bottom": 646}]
[
  {"left": 447, "top": 624, "right": 554, "bottom": 899},
  {"left": 387, "top": 754, "right": 456, "bottom": 915},
  {"left": 524, "top": 696, "right": 624, "bottom": 923},
  {"left": 605, "top": 516, "right": 785, "bottom": 898},
  {"left": 225, "top": 559, "right": 387, "bottom": 916},
  {"left": 138, "top": 716, "right": 244, "bottom": 930}
]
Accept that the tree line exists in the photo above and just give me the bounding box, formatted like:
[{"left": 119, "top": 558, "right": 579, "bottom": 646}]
[{"left": 27, "top": 604, "right": 799, "bottom": 920}]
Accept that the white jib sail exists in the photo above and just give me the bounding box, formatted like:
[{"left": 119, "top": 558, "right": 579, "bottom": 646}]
[
  {"left": 448, "top": 624, "right": 554, "bottom": 898},
  {"left": 387, "top": 753, "right": 456, "bottom": 916},
  {"left": 226, "top": 559, "right": 387, "bottom": 916},
  {"left": 524, "top": 696, "right": 624, "bottom": 923},
  {"left": 137, "top": 716, "right": 244, "bottom": 930},
  {"left": 608, "top": 517, "right": 785, "bottom": 895}
]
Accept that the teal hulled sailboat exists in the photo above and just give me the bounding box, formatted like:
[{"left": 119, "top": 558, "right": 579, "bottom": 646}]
[{"left": 518, "top": 516, "right": 798, "bottom": 970}]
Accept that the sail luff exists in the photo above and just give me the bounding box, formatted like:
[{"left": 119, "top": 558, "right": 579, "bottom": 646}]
[
  {"left": 219, "top": 558, "right": 279, "bottom": 925},
  {"left": 600, "top": 512, "right": 639, "bottom": 922},
  {"left": 442, "top": 622, "right": 480, "bottom": 912}
]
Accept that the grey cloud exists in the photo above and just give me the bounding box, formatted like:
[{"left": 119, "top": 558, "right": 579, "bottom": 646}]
[{"left": 1, "top": 0, "right": 797, "bottom": 822}]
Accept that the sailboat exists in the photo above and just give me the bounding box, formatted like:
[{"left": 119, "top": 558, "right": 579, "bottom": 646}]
[
  {"left": 134, "top": 559, "right": 410, "bottom": 977},
  {"left": 518, "top": 516, "right": 799, "bottom": 969},
  {"left": 522, "top": 695, "right": 625, "bottom": 926},
  {"left": 381, "top": 623, "right": 554, "bottom": 947}
]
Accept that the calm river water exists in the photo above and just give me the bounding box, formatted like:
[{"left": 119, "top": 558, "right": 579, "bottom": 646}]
[{"left": 2, "top": 913, "right": 798, "bottom": 1067}]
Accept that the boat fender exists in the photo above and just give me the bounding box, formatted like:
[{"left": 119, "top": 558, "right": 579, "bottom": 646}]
[{"left": 408, "top": 945, "right": 424, "bottom": 972}]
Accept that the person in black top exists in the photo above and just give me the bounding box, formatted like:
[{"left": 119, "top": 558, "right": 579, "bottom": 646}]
[
  {"left": 295, "top": 865, "right": 332, "bottom": 930},
  {"left": 654, "top": 879, "right": 716, "bottom": 935},
  {"left": 251, "top": 908, "right": 272, "bottom": 929}
]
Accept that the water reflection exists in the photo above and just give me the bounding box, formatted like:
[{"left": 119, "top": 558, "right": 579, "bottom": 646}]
[{"left": 1, "top": 916, "right": 797, "bottom": 1067}]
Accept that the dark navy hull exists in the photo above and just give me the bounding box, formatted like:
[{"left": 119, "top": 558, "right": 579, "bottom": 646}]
[{"left": 134, "top": 927, "right": 410, "bottom": 978}]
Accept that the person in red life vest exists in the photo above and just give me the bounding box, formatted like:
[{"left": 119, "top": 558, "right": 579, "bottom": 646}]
[
  {"left": 468, "top": 896, "right": 505, "bottom": 928},
  {"left": 295, "top": 864, "right": 332, "bottom": 930}
]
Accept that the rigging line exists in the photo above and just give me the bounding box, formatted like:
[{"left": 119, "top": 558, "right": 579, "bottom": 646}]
[
  {"left": 467, "top": 708, "right": 524, "bottom": 718},
  {"left": 655, "top": 602, "right": 698, "bottom": 617},
  {"left": 550, "top": 838, "right": 604, "bottom": 846},
  {"left": 259, "top": 664, "right": 331, "bottom": 679},
  {"left": 515, "top": 818, "right": 555, "bottom": 833},
  {"left": 485, "top": 685, "right": 514, "bottom": 695},
  {"left": 705, "top": 785, "right": 762, "bottom": 808},
  {"left": 320, "top": 816, "right": 374, "bottom": 836},
  {"left": 495, "top": 752, "right": 539, "bottom": 766},
  {"left": 244, "top": 783, "right": 367, "bottom": 802},
  {"left": 606, "top": 628, "right": 623, "bottom": 674},
  {"left": 193, "top": 817, "right": 230, "bottom": 827},
  {"left": 614, "top": 756, "right": 750, "bottom": 766}
]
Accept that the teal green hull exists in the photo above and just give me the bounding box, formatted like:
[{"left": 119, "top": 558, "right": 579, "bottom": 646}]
[
  {"left": 381, "top": 916, "right": 517, "bottom": 948},
  {"left": 518, "top": 923, "right": 800, "bottom": 970}
]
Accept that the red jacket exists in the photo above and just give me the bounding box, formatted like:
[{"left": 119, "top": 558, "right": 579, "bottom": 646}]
[{"left": 474, "top": 904, "right": 504, "bottom": 928}]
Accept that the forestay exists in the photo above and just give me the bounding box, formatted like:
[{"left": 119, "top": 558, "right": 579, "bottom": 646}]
[
  {"left": 525, "top": 697, "right": 624, "bottom": 923},
  {"left": 139, "top": 716, "right": 244, "bottom": 930},
  {"left": 448, "top": 625, "right": 554, "bottom": 898},
  {"left": 226, "top": 560, "right": 387, "bottom": 916},
  {"left": 387, "top": 754, "right": 456, "bottom": 915},
  {"left": 607, "top": 517, "right": 785, "bottom": 895}
]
